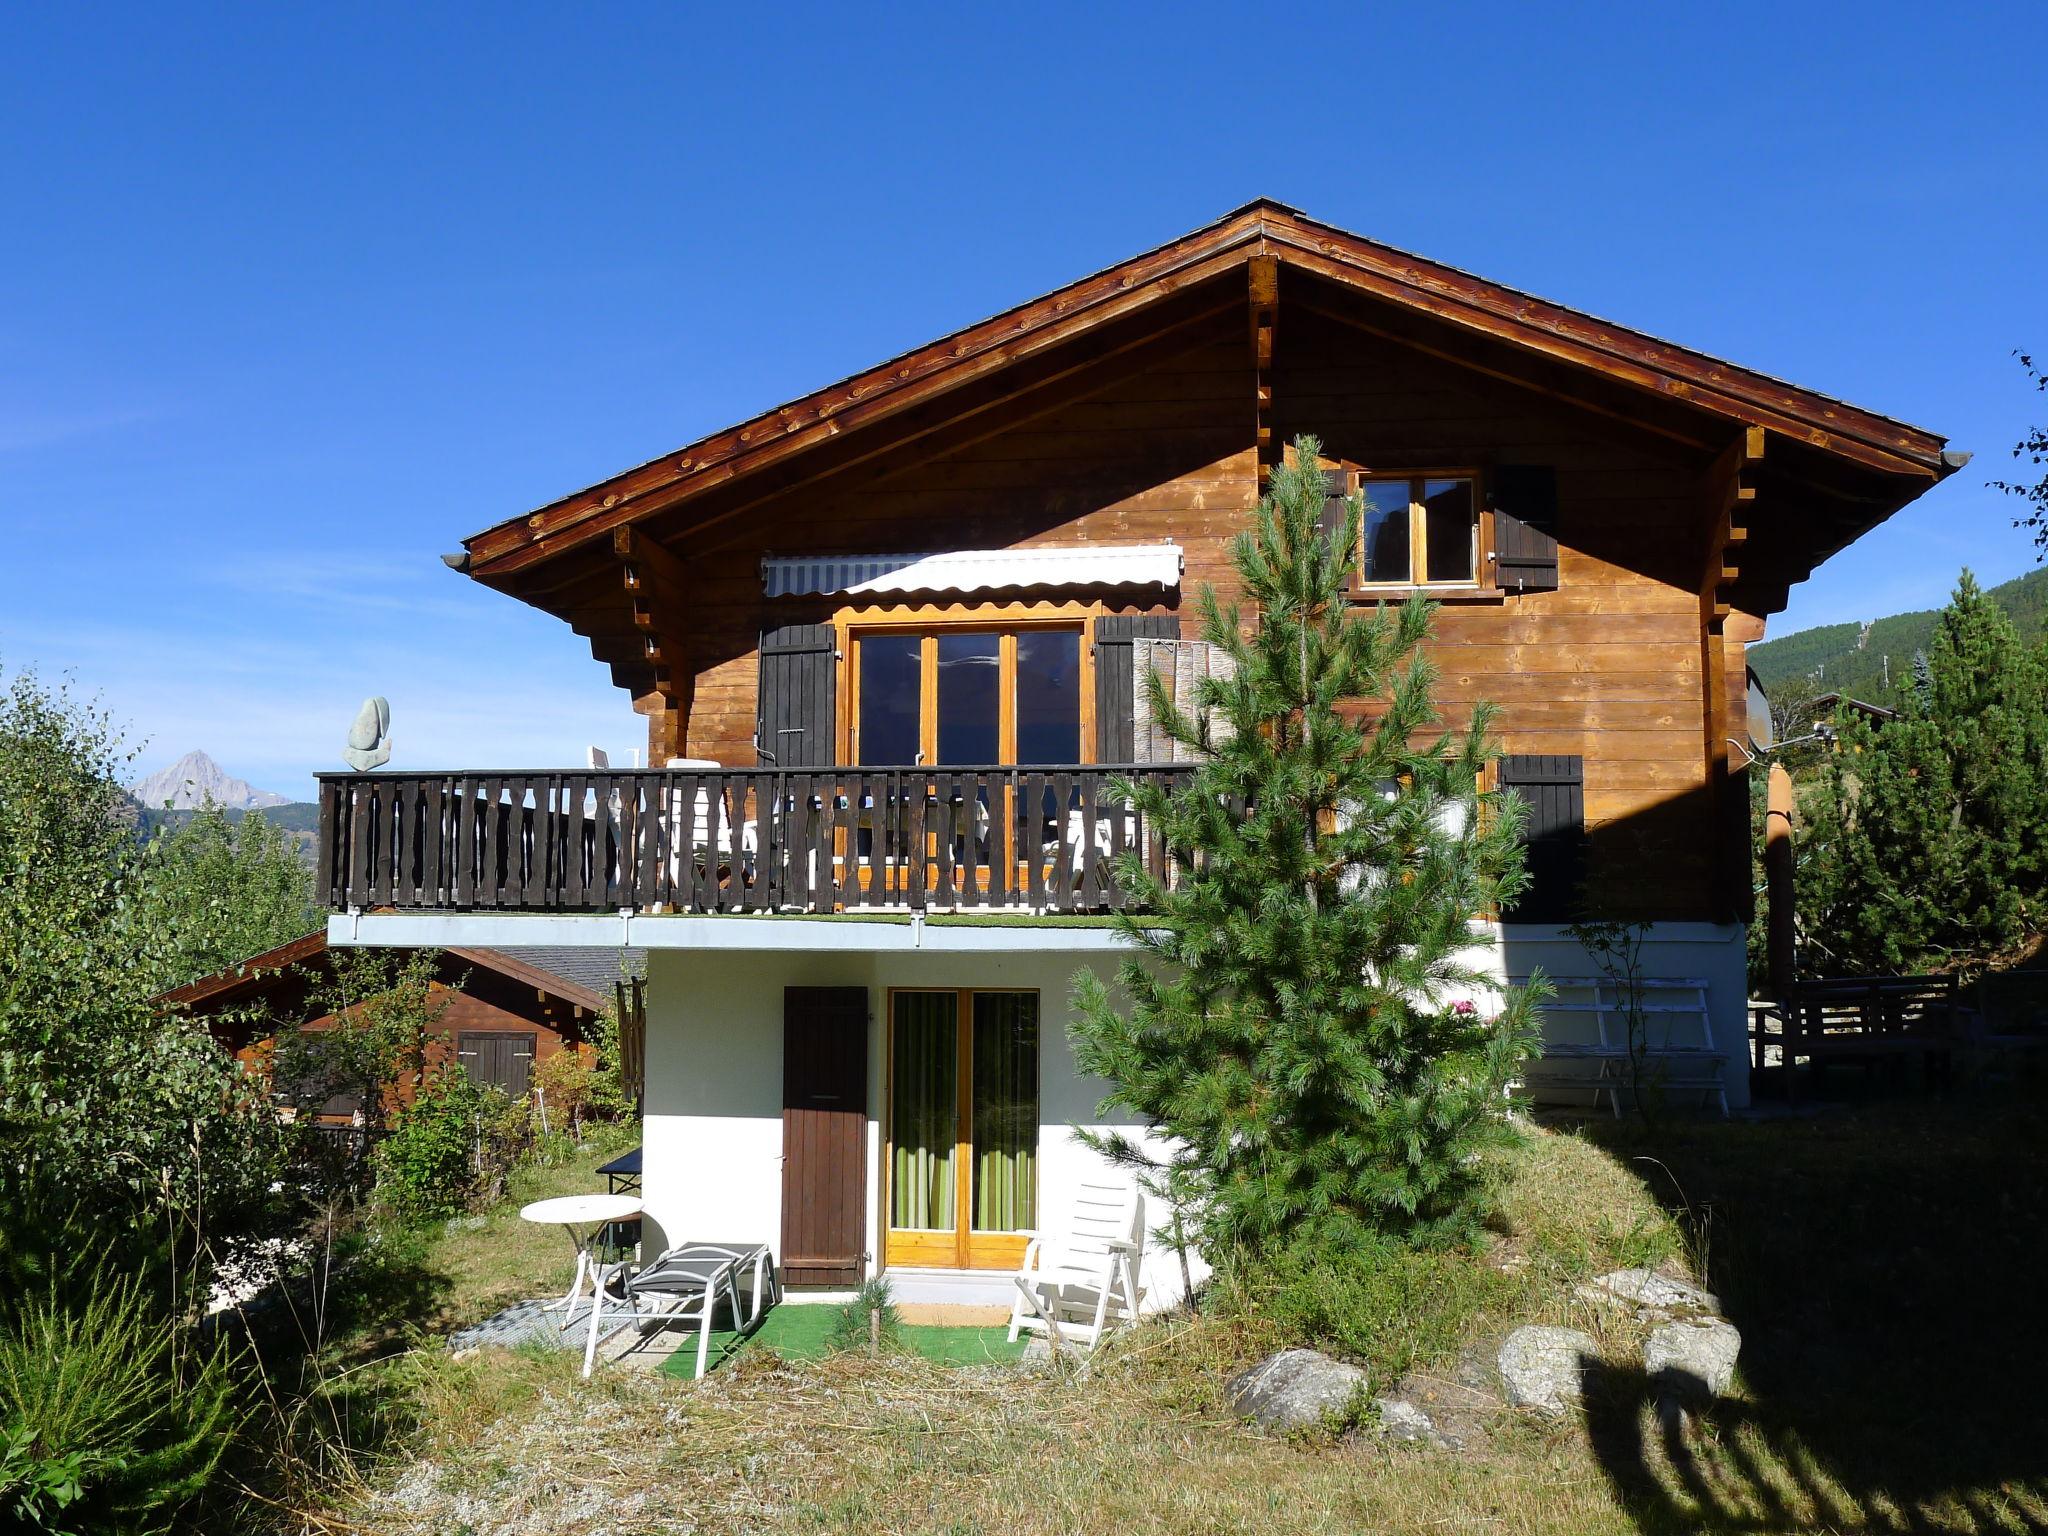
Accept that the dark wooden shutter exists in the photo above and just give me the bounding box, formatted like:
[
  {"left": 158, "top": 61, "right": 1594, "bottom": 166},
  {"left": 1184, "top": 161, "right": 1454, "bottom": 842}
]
[
  {"left": 781, "top": 987, "right": 868, "bottom": 1287},
  {"left": 756, "top": 624, "right": 838, "bottom": 766},
  {"left": 1093, "top": 614, "right": 1181, "bottom": 762},
  {"left": 1498, "top": 754, "right": 1584, "bottom": 922},
  {"left": 1488, "top": 465, "right": 1560, "bottom": 593},
  {"left": 1318, "top": 468, "right": 1355, "bottom": 584},
  {"left": 457, "top": 1032, "right": 536, "bottom": 1099}
]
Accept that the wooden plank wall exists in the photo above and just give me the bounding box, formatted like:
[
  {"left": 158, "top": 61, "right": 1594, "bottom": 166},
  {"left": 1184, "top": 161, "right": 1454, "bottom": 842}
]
[
  {"left": 1276, "top": 315, "right": 1716, "bottom": 917},
  {"left": 643, "top": 307, "right": 1729, "bottom": 919},
  {"left": 670, "top": 328, "right": 1257, "bottom": 768}
]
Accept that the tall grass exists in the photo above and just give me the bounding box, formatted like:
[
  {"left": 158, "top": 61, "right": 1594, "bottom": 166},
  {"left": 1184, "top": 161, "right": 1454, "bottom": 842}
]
[{"left": 0, "top": 1271, "right": 240, "bottom": 1534}]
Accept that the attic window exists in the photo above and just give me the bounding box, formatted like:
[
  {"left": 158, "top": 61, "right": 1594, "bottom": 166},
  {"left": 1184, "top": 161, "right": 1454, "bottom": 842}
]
[{"left": 1357, "top": 476, "right": 1479, "bottom": 588}]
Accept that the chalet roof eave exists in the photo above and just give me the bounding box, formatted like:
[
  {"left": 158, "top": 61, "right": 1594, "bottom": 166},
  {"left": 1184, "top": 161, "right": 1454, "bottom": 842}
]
[
  {"left": 156, "top": 930, "right": 611, "bottom": 1018},
  {"left": 459, "top": 200, "right": 1953, "bottom": 583}
]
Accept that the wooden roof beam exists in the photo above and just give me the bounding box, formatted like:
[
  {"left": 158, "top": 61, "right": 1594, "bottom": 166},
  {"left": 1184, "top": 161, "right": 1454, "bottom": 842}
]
[
  {"left": 1293, "top": 294, "right": 1724, "bottom": 462},
  {"left": 468, "top": 246, "right": 1257, "bottom": 577},
  {"left": 1266, "top": 224, "right": 1947, "bottom": 477},
  {"left": 655, "top": 290, "right": 1240, "bottom": 560},
  {"left": 1249, "top": 254, "right": 1279, "bottom": 488},
  {"left": 614, "top": 526, "right": 692, "bottom": 706}
]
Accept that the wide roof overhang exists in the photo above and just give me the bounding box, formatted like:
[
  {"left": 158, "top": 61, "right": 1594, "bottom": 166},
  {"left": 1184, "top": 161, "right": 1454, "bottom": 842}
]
[{"left": 450, "top": 199, "right": 1958, "bottom": 666}]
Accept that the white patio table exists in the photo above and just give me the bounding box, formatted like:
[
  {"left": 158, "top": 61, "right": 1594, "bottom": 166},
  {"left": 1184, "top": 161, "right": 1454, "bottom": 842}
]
[{"left": 519, "top": 1192, "right": 643, "bottom": 1340}]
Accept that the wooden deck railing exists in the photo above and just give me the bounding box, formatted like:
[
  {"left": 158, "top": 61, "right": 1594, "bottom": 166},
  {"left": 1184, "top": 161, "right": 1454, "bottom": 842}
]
[{"left": 315, "top": 765, "right": 1194, "bottom": 916}]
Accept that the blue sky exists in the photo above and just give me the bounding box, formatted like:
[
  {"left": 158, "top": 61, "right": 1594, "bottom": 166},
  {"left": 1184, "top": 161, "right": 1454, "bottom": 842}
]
[{"left": 2, "top": 2, "right": 2043, "bottom": 799}]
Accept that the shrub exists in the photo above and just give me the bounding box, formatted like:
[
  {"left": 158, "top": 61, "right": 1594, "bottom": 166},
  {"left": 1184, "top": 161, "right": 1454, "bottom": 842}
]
[
  {"left": 1210, "top": 1233, "right": 1516, "bottom": 1388},
  {"left": 373, "top": 1069, "right": 523, "bottom": 1222},
  {"left": 0, "top": 1273, "right": 239, "bottom": 1534},
  {"left": 824, "top": 1279, "right": 903, "bottom": 1357},
  {"left": 531, "top": 1046, "right": 602, "bottom": 1139}
]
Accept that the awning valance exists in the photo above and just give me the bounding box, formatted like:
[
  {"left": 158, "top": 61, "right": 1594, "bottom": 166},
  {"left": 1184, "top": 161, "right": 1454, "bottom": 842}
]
[{"left": 762, "top": 544, "right": 1181, "bottom": 599}]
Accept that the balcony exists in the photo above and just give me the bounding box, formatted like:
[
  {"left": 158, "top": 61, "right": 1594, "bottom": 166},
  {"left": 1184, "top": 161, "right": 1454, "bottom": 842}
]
[{"left": 315, "top": 765, "right": 1194, "bottom": 917}]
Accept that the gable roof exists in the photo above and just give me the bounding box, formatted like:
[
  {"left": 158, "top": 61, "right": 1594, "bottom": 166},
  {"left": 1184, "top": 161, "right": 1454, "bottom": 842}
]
[
  {"left": 157, "top": 930, "right": 617, "bottom": 1018},
  {"left": 457, "top": 198, "right": 1954, "bottom": 586}
]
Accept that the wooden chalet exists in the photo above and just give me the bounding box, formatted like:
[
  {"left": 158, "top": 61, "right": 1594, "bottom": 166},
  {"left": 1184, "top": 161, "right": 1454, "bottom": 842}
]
[
  {"left": 162, "top": 932, "right": 618, "bottom": 1120},
  {"left": 313, "top": 201, "right": 1954, "bottom": 1297}
]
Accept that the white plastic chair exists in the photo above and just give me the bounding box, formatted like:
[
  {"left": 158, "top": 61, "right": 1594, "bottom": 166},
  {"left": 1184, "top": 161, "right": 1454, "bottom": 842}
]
[{"left": 1007, "top": 1180, "right": 1146, "bottom": 1354}]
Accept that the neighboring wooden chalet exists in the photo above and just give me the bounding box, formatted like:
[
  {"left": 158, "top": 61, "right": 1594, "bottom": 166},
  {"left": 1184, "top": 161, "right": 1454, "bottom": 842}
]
[
  {"left": 161, "top": 934, "right": 635, "bottom": 1118},
  {"left": 314, "top": 201, "right": 1954, "bottom": 1296}
]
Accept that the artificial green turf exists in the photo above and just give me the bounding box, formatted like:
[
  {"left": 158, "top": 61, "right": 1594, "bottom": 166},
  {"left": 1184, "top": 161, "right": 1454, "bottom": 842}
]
[{"left": 655, "top": 1303, "right": 1026, "bottom": 1377}]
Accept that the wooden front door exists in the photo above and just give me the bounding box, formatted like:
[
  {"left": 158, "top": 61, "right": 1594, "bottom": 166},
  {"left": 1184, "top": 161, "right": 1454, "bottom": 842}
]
[
  {"left": 781, "top": 987, "right": 869, "bottom": 1287},
  {"left": 457, "top": 1032, "right": 536, "bottom": 1099}
]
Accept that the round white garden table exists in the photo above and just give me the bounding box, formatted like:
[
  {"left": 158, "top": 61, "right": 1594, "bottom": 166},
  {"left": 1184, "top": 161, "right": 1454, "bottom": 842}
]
[{"left": 520, "top": 1193, "right": 643, "bottom": 1332}]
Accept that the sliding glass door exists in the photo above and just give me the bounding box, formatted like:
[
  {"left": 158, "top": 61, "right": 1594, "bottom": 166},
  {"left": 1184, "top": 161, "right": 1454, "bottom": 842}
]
[{"left": 887, "top": 989, "right": 1039, "bottom": 1269}]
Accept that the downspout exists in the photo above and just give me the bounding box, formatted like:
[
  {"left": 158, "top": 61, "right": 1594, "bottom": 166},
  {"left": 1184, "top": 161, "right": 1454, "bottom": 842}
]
[{"left": 1765, "top": 762, "right": 1796, "bottom": 994}]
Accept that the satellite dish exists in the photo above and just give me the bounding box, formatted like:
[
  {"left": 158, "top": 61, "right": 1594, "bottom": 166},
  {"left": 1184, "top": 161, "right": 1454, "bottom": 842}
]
[{"left": 343, "top": 696, "right": 392, "bottom": 771}]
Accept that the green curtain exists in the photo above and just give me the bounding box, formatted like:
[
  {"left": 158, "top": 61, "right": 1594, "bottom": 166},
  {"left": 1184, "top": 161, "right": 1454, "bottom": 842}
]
[
  {"left": 972, "top": 992, "right": 1038, "bottom": 1232},
  {"left": 890, "top": 993, "right": 956, "bottom": 1230}
]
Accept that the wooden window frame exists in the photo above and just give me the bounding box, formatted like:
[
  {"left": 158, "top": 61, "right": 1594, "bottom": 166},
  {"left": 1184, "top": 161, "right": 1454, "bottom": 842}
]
[
  {"left": 1347, "top": 468, "right": 1493, "bottom": 596},
  {"left": 837, "top": 601, "right": 1100, "bottom": 767},
  {"left": 881, "top": 986, "right": 1040, "bottom": 1272}
]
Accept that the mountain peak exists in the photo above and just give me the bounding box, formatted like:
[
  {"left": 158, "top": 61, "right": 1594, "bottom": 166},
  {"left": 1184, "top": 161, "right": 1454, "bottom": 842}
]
[{"left": 133, "top": 750, "right": 290, "bottom": 812}]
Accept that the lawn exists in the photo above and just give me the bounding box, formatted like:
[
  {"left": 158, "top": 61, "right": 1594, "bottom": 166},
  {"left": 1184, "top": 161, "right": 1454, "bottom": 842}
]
[
  {"left": 655, "top": 1304, "right": 1026, "bottom": 1378},
  {"left": 318, "top": 1092, "right": 2048, "bottom": 1535}
]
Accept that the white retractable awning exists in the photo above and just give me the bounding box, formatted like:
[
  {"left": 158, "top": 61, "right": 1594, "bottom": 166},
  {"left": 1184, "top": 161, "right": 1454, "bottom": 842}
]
[{"left": 762, "top": 543, "right": 1182, "bottom": 599}]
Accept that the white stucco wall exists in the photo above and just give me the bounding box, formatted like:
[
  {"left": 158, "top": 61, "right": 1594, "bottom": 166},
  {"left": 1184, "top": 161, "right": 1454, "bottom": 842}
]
[
  {"left": 639, "top": 946, "right": 1203, "bottom": 1307},
  {"left": 637, "top": 920, "right": 1752, "bottom": 1305},
  {"left": 1477, "top": 920, "right": 1752, "bottom": 1111}
]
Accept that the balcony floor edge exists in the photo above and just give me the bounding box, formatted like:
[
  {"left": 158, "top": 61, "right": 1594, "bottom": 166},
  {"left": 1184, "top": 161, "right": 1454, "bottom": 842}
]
[{"left": 324, "top": 911, "right": 1156, "bottom": 954}]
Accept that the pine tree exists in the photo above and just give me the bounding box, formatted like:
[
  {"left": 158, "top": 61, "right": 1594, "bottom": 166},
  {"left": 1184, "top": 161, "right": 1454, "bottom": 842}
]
[
  {"left": 1069, "top": 437, "right": 1542, "bottom": 1256},
  {"left": 1801, "top": 572, "right": 2048, "bottom": 970}
]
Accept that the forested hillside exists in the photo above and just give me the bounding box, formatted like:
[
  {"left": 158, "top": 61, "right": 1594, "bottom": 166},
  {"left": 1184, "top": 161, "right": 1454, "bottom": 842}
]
[{"left": 1751, "top": 566, "right": 2048, "bottom": 707}]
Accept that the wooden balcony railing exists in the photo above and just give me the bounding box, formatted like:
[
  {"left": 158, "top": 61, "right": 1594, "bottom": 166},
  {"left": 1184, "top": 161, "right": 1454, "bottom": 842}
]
[{"left": 315, "top": 765, "right": 1195, "bottom": 916}]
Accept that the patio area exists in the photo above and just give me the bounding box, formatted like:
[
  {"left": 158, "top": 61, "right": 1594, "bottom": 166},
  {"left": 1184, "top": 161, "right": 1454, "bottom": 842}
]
[{"left": 447, "top": 1296, "right": 1028, "bottom": 1377}]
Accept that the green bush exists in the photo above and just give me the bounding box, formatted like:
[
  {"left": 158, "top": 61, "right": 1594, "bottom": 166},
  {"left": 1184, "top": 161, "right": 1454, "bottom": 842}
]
[
  {"left": 373, "top": 1068, "right": 523, "bottom": 1222},
  {"left": 0, "top": 1273, "right": 238, "bottom": 1534},
  {"left": 1210, "top": 1233, "right": 1517, "bottom": 1388}
]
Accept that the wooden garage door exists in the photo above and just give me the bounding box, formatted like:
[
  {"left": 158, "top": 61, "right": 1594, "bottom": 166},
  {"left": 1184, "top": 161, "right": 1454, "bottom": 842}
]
[
  {"left": 457, "top": 1032, "right": 536, "bottom": 1100},
  {"left": 781, "top": 987, "right": 869, "bottom": 1287}
]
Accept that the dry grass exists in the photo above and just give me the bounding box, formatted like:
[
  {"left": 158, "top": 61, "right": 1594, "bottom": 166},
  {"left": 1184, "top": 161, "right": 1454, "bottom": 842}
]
[
  {"left": 297, "top": 1114, "right": 2048, "bottom": 1536},
  {"left": 415, "top": 1126, "right": 640, "bottom": 1333},
  {"left": 341, "top": 1316, "right": 2048, "bottom": 1536}
]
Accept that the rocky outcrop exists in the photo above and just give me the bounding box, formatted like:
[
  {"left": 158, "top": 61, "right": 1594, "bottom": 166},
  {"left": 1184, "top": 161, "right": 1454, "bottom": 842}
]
[{"left": 1227, "top": 1348, "right": 1368, "bottom": 1431}]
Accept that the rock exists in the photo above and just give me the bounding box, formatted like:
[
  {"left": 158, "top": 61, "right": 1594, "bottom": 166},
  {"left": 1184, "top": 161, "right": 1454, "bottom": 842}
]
[
  {"left": 442, "top": 1214, "right": 488, "bottom": 1235},
  {"left": 1497, "top": 1326, "right": 1598, "bottom": 1415},
  {"left": 1227, "top": 1348, "right": 1369, "bottom": 1432},
  {"left": 1376, "top": 1396, "right": 1452, "bottom": 1446},
  {"left": 1577, "top": 1268, "right": 1720, "bottom": 1317},
  {"left": 1644, "top": 1318, "right": 1741, "bottom": 1399}
]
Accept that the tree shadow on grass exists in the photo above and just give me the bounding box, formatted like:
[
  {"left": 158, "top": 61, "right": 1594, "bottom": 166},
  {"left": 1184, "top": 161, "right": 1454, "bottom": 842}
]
[
  {"left": 1580, "top": 1355, "right": 2048, "bottom": 1534},
  {"left": 1582, "top": 1092, "right": 2048, "bottom": 1533}
]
